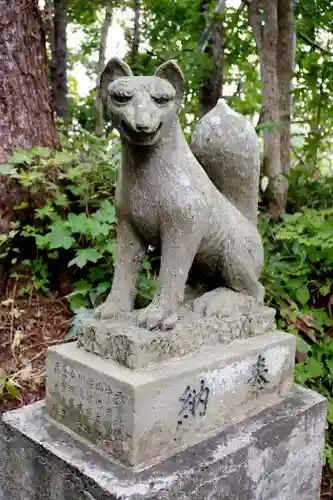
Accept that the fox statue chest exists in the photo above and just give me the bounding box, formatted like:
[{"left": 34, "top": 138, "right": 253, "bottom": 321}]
[{"left": 120, "top": 167, "right": 167, "bottom": 247}]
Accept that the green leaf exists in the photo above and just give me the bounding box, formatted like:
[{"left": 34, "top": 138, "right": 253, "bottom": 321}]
[
  {"left": 328, "top": 453, "right": 333, "bottom": 471},
  {"left": 5, "top": 380, "right": 21, "bottom": 400},
  {"left": 53, "top": 151, "right": 74, "bottom": 164},
  {"left": 8, "top": 150, "right": 33, "bottom": 165},
  {"left": 296, "top": 336, "right": 312, "bottom": 354},
  {"left": 103, "top": 240, "right": 116, "bottom": 258},
  {"left": 68, "top": 248, "right": 102, "bottom": 268},
  {"left": 67, "top": 213, "right": 88, "bottom": 234},
  {"left": 0, "top": 164, "right": 18, "bottom": 176},
  {"left": 296, "top": 286, "right": 310, "bottom": 306},
  {"left": 45, "top": 225, "right": 75, "bottom": 250},
  {"left": 294, "top": 364, "right": 310, "bottom": 384},
  {"left": 48, "top": 250, "right": 59, "bottom": 259},
  {"left": 327, "top": 399, "right": 333, "bottom": 424},
  {"left": 256, "top": 119, "right": 284, "bottom": 132},
  {"left": 14, "top": 201, "right": 29, "bottom": 210},
  {"left": 35, "top": 204, "right": 56, "bottom": 220},
  {"left": 68, "top": 294, "right": 90, "bottom": 312},
  {"left": 96, "top": 282, "right": 110, "bottom": 295},
  {"left": 35, "top": 234, "right": 49, "bottom": 248},
  {"left": 88, "top": 220, "right": 110, "bottom": 238},
  {"left": 72, "top": 280, "right": 93, "bottom": 292},
  {"left": 326, "top": 357, "right": 333, "bottom": 377},
  {"left": 55, "top": 193, "right": 68, "bottom": 207},
  {"left": 93, "top": 200, "right": 117, "bottom": 224},
  {"left": 287, "top": 278, "right": 304, "bottom": 290},
  {"left": 319, "top": 284, "right": 332, "bottom": 296},
  {"left": 31, "top": 146, "right": 51, "bottom": 158},
  {"left": 306, "top": 356, "right": 324, "bottom": 378},
  {"left": 143, "top": 258, "right": 153, "bottom": 271}
]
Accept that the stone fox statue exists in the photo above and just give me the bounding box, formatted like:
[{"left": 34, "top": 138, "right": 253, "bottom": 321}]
[{"left": 97, "top": 57, "right": 264, "bottom": 330}]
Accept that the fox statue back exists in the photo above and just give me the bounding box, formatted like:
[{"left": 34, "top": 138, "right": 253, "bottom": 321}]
[{"left": 190, "top": 98, "right": 260, "bottom": 226}]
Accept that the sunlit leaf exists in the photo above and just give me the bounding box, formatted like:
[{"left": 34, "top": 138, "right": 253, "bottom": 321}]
[
  {"left": 5, "top": 380, "right": 21, "bottom": 400},
  {"left": 68, "top": 248, "right": 103, "bottom": 268}
]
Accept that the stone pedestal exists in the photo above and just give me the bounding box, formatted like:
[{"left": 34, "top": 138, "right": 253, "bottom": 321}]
[
  {"left": 46, "top": 332, "right": 295, "bottom": 468},
  {"left": 0, "top": 387, "right": 326, "bottom": 500},
  {"left": 0, "top": 305, "right": 327, "bottom": 499}
]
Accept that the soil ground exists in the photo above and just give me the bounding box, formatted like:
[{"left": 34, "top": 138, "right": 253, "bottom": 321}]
[{"left": 0, "top": 284, "right": 72, "bottom": 412}]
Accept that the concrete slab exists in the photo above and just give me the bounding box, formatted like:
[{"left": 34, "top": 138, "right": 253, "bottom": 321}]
[
  {"left": 45, "top": 331, "right": 295, "bottom": 467},
  {"left": 0, "top": 386, "right": 326, "bottom": 500}
]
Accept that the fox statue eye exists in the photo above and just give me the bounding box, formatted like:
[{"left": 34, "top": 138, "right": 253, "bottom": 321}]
[
  {"left": 152, "top": 95, "right": 171, "bottom": 105},
  {"left": 111, "top": 93, "right": 133, "bottom": 104}
]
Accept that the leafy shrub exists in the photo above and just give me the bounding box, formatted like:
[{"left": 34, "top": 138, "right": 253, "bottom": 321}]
[
  {"left": 260, "top": 202, "right": 333, "bottom": 468},
  {"left": 287, "top": 165, "right": 333, "bottom": 213},
  {"left": 0, "top": 129, "right": 156, "bottom": 311},
  {"left": 260, "top": 207, "right": 333, "bottom": 332}
]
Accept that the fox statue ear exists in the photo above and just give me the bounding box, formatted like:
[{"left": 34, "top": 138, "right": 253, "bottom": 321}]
[
  {"left": 154, "top": 60, "right": 185, "bottom": 108},
  {"left": 100, "top": 57, "right": 133, "bottom": 104}
]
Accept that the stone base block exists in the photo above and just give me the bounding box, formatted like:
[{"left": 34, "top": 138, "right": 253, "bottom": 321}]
[
  {"left": 0, "top": 386, "right": 326, "bottom": 500},
  {"left": 45, "top": 331, "right": 295, "bottom": 467},
  {"left": 79, "top": 305, "right": 276, "bottom": 369}
]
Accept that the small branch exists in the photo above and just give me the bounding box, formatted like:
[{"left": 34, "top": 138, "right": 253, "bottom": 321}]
[
  {"left": 291, "top": 146, "right": 305, "bottom": 165},
  {"left": 131, "top": 0, "right": 141, "bottom": 68},
  {"left": 248, "top": 0, "right": 263, "bottom": 55},
  {"left": 95, "top": 4, "right": 112, "bottom": 136},
  {"left": 312, "top": 59, "right": 329, "bottom": 169},
  {"left": 11, "top": 349, "right": 46, "bottom": 380},
  {"left": 298, "top": 32, "right": 333, "bottom": 55}
]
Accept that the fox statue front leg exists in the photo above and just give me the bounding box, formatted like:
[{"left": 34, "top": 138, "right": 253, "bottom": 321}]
[
  {"left": 137, "top": 223, "right": 202, "bottom": 330},
  {"left": 96, "top": 219, "right": 146, "bottom": 320}
]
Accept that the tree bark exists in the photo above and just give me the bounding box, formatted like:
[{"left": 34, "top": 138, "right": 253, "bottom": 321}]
[
  {"left": 0, "top": 0, "right": 59, "bottom": 287},
  {"left": 262, "top": 0, "right": 283, "bottom": 216},
  {"left": 131, "top": 0, "right": 141, "bottom": 69},
  {"left": 199, "top": 0, "right": 223, "bottom": 118},
  {"left": 95, "top": 5, "right": 112, "bottom": 136},
  {"left": 277, "top": 0, "right": 294, "bottom": 199},
  {"left": 43, "top": 0, "right": 53, "bottom": 49},
  {"left": 249, "top": 0, "right": 290, "bottom": 217},
  {"left": 51, "top": 0, "right": 68, "bottom": 122}
]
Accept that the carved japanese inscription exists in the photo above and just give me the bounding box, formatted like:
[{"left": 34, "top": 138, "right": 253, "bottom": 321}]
[
  {"left": 248, "top": 354, "right": 269, "bottom": 397},
  {"left": 48, "top": 359, "right": 130, "bottom": 460},
  {"left": 177, "top": 380, "right": 210, "bottom": 428}
]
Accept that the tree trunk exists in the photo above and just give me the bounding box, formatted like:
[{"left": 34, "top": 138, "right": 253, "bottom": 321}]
[
  {"left": 0, "top": 0, "right": 59, "bottom": 287},
  {"left": 199, "top": 0, "right": 223, "bottom": 118},
  {"left": 249, "top": 0, "right": 290, "bottom": 218},
  {"left": 95, "top": 5, "right": 112, "bottom": 136},
  {"left": 131, "top": 0, "right": 141, "bottom": 69},
  {"left": 43, "top": 0, "right": 53, "bottom": 49},
  {"left": 277, "top": 0, "right": 294, "bottom": 201},
  {"left": 262, "top": 0, "right": 283, "bottom": 217},
  {"left": 51, "top": 0, "right": 68, "bottom": 122}
]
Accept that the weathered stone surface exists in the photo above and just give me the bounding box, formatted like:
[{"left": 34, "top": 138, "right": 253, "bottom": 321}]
[
  {"left": 0, "top": 386, "right": 326, "bottom": 500},
  {"left": 190, "top": 98, "right": 260, "bottom": 225},
  {"left": 45, "top": 331, "right": 295, "bottom": 467},
  {"left": 96, "top": 58, "right": 264, "bottom": 330},
  {"left": 80, "top": 304, "right": 276, "bottom": 369}
]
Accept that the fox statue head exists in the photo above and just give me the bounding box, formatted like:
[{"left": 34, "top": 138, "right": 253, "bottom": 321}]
[{"left": 100, "top": 58, "right": 185, "bottom": 146}]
